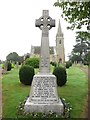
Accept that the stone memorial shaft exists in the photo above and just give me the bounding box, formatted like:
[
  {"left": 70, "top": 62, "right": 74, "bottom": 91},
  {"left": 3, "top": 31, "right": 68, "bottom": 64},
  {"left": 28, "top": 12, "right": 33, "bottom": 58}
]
[
  {"left": 35, "top": 10, "right": 55, "bottom": 74},
  {"left": 24, "top": 10, "right": 64, "bottom": 114}
]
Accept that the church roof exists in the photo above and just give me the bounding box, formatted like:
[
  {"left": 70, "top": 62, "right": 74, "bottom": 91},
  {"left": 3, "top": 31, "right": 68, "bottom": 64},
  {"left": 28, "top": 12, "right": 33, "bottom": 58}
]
[{"left": 31, "top": 46, "right": 55, "bottom": 54}]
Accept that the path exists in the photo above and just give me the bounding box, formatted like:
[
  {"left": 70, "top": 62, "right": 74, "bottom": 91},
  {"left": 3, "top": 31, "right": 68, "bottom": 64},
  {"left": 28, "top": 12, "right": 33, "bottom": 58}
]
[
  {"left": 79, "top": 66, "right": 89, "bottom": 118},
  {"left": 0, "top": 68, "right": 2, "bottom": 120}
]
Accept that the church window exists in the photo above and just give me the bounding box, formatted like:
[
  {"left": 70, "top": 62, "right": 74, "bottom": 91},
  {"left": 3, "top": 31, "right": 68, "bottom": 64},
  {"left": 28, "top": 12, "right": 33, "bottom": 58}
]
[
  {"left": 59, "top": 58, "right": 62, "bottom": 63},
  {"left": 59, "top": 40, "right": 61, "bottom": 44}
]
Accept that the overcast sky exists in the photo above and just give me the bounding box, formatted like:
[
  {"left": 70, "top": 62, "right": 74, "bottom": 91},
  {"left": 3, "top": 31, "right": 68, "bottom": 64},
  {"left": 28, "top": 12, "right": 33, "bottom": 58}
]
[{"left": 0, "top": 0, "right": 76, "bottom": 61}]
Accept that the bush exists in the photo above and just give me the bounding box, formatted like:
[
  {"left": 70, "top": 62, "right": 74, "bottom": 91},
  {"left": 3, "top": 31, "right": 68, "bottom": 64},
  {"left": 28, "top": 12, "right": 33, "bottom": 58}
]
[
  {"left": 25, "top": 57, "right": 39, "bottom": 68},
  {"left": 83, "top": 61, "right": 89, "bottom": 66},
  {"left": 11, "top": 63, "right": 15, "bottom": 68},
  {"left": 65, "top": 61, "right": 72, "bottom": 69},
  {"left": 50, "top": 61, "right": 57, "bottom": 67},
  {"left": 53, "top": 66, "right": 67, "bottom": 86},
  {"left": 69, "top": 61, "right": 72, "bottom": 67},
  {"left": 7, "top": 62, "right": 12, "bottom": 71},
  {"left": 65, "top": 62, "right": 70, "bottom": 69},
  {"left": 19, "top": 65, "right": 35, "bottom": 85},
  {"left": 1, "top": 64, "right": 4, "bottom": 69}
]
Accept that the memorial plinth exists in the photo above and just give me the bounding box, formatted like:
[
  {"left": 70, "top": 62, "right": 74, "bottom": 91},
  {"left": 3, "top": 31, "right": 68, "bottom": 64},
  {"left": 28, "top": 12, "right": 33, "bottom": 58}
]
[{"left": 24, "top": 10, "right": 64, "bottom": 115}]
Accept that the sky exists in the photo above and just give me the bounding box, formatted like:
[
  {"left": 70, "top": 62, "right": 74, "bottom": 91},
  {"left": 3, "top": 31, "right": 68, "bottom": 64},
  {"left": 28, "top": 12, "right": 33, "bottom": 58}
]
[{"left": 0, "top": 0, "right": 76, "bottom": 61}]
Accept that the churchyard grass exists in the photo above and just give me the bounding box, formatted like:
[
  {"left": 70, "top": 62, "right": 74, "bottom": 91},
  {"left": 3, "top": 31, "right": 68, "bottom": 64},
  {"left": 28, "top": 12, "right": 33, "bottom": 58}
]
[
  {"left": 2, "top": 68, "right": 30, "bottom": 118},
  {"left": 2, "top": 66, "right": 88, "bottom": 118},
  {"left": 58, "top": 66, "right": 88, "bottom": 118}
]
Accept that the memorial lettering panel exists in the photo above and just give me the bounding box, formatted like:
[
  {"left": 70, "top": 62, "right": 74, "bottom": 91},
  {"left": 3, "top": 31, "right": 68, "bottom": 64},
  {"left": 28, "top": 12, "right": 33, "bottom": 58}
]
[{"left": 30, "top": 76, "right": 58, "bottom": 104}]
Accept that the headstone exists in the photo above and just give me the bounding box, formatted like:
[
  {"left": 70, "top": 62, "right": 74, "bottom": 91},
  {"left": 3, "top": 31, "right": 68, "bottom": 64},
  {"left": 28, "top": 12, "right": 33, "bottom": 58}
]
[{"left": 24, "top": 10, "right": 64, "bottom": 115}]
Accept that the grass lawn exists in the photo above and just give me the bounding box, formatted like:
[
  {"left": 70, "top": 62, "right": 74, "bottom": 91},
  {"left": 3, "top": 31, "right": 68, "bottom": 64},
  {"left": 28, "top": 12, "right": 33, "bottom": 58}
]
[{"left": 2, "top": 66, "right": 88, "bottom": 118}]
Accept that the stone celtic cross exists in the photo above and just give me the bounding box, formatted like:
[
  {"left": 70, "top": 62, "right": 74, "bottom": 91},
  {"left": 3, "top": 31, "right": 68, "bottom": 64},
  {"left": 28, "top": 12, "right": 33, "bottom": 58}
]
[
  {"left": 24, "top": 10, "right": 64, "bottom": 114},
  {"left": 35, "top": 10, "right": 55, "bottom": 74}
]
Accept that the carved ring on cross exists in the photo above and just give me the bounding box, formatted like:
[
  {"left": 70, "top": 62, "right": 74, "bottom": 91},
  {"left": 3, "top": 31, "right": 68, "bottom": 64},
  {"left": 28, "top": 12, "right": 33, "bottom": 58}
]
[{"left": 35, "top": 16, "right": 55, "bottom": 30}]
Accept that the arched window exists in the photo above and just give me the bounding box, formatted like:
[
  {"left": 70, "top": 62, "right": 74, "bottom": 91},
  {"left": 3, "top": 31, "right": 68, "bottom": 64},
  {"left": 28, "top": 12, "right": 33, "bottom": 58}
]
[
  {"left": 59, "top": 58, "right": 62, "bottom": 63},
  {"left": 59, "top": 40, "right": 61, "bottom": 44}
]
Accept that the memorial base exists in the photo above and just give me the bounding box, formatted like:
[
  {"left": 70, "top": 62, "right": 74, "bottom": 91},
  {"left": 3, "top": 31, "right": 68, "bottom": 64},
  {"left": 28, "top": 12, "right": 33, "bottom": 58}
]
[
  {"left": 24, "top": 74, "right": 64, "bottom": 115},
  {"left": 24, "top": 97, "right": 64, "bottom": 115}
]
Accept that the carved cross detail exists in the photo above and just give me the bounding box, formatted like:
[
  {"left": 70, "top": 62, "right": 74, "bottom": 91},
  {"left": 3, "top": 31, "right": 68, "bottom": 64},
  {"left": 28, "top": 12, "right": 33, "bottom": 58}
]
[{"left": 35, "top": 10, "right": 55, "bottom": 31}]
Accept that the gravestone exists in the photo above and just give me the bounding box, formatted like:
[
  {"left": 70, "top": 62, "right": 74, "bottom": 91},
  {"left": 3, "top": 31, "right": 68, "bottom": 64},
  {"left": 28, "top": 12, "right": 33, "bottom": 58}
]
[{"left": 24, "top": 10, "right": 64, "bottom": 114}]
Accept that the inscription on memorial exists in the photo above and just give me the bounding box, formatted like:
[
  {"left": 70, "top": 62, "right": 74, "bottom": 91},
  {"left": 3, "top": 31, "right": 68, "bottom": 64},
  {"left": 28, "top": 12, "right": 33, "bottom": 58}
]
[
  {"left": 30, "top": 76, "right": 58, "bottom": 103},
  {"left": 40, "top": 57, "right": 49, "bottom": 67}
]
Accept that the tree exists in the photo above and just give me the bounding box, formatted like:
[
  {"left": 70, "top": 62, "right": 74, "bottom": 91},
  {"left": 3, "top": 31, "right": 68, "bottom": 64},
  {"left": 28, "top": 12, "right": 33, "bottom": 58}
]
[
  {"left": 24, "top": 53, "right": 30, "bottom": 60},
  {"left": 69, "top": 53, "right": 82, "bottom": 63},
  {"left": 73, "top": 32, "right": 89, "bottom": 55},
  {"left": 25, "top": 57, "right": 39, "bottom": 68},
  {"left": 73, "top": 43, "right": 87, "bottom": 56},
  {"left": 54, "top": 1, "right": 90, "bottom": 39},
  {"left": 54, "top": 1, "right": 90, "bottom": 29},
  {"left": 69, "top": 32, "right": 90, "bottom": 64},
  {"left": 6, "top": 52, "right": 20, "bottom": 62},
  {"left": 18, "top": 56, "right": 24, "bottom": 64}
]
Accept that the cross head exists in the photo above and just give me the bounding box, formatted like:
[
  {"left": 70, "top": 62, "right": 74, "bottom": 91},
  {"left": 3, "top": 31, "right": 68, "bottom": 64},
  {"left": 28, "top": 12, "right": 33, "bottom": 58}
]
[{"left": 35, "top": 10, "right": 55, "bottom": 30}]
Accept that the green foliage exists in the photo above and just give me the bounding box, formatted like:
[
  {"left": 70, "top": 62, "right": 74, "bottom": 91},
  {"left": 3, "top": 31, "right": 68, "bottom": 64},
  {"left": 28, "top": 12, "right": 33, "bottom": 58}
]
[
  {"left": 11, "top": 63, "right": 15, "bottom": 68},
  {"left": 83, "top": 61, "right": 89, "bottom": 66},
  {"left": 69, "top": 54, "right": 82, "bottom": 63},
  {"left": 0, "top": 60, "right": 1, "bottom": 64},
  {"left": 6, "top": 52, "right": 20, "bottom": 62},
  {"left": 87, "top": 51, "right": 90, "bottom": 63},
  {"left": 25, "top": 57, "right": 39, "bottom": 68},
  {"left": 53, "top": 66, "right": 67, "bottom": 86},
  {"left": 50, "top": 61, "right": 57, "bottom": 67},
  {"left": 54, "top": 2, "right": 89, "bottom": 30},
  {"left": 1, "top": 64, "right": 4, "bottom": 69},
  {"left": 83, "top": 51, "right": 90, "bottom": 66},
  {"left": 74, "top": 32, "right": 89, "bottom": 56},
  {"left": 18, "top": 56, "right": 24, "bottom": 64},
  {"left": 66, "top": 61, "right": 72, "bottom": 68},
  {"left": 69, "top": 61, "right": 72, "bottom": 67},
  {"left": 24, "top": 54, "right": 30, "bottom": 60},
  {"left": 73, "top": 43, "right": 87, "bottom": 56},
  {"left": 7, "top": 62, "right": 12, "bottom": 71},
  {"left": 76, "top": 31, "right": 90, "bottom": 41},
  {"left": 19, "top": 65, "right": 35, "bottom": 85},
  {"left": 54, "top": 2, "right": 90, "bottom": 39},
  {"left": 69, "top": 31, "right": 90, "bottom": 64},
  {"left": 2, "top": 62, "right": 12, "bottom": 71}
]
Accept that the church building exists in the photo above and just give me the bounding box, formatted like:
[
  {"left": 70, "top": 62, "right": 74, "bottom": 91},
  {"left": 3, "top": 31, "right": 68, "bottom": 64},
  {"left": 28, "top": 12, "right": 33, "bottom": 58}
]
[
  {"left": 30, "top": 19, "right": 65, "bottom": 63},
  {"left": 56, "top": 20, "right": 65, "bottom": 63}
]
